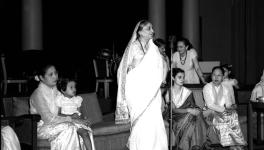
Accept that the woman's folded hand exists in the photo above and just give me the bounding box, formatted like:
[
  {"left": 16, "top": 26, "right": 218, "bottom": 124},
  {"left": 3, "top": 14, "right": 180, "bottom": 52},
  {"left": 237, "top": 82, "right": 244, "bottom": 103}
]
[{"left": 188, "top": 108, "right": 200, "bottom": 116}]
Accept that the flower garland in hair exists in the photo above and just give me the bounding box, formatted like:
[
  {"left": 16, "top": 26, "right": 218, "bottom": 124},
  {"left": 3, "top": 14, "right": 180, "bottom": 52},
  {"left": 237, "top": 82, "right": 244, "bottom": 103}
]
[{"left": 34, "top": 75, "right": 40, "bottom": 82}]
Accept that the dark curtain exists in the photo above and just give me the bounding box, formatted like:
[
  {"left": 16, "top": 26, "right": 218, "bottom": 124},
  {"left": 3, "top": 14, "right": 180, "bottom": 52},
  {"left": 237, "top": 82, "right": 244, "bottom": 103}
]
[{"left": 231, "top": 0, "right": 263, "bottom": 85}]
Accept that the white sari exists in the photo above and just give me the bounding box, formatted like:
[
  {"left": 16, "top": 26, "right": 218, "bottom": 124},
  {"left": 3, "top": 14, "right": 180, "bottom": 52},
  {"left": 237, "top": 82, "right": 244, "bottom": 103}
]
[
  {"left": 1, "top": 126, "right": 21, "bottom": 150},
  {"left": 30, "top": 83, "right": 95, "bottom": 150},
  {"left": 115, "top": 21, "right": 168, "bottom": 150}
]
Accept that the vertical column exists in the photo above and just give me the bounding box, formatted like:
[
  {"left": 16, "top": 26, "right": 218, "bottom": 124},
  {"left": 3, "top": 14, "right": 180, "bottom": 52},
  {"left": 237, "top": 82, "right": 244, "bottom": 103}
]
[
  {"left": 22, "top": 0, "right": 43, "bottom": 50},
  {"left": 148, "top": 0, "right": 166, "bottom": 39},
  {"left": 182, "top": 0, "right": 200, "bottom": 53}
]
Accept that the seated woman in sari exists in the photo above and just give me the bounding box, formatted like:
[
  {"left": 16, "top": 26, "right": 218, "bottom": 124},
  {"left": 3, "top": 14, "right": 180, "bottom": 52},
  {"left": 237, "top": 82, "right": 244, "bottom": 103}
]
[
  {"left": 30, "top": 63, "right": 94, "bottom": 150},
  {"left": 203, "top": 66, "right": 246, "bottom": 150},
  {"left": 163, "top": 68, "right": 207, "bottom": 150}
]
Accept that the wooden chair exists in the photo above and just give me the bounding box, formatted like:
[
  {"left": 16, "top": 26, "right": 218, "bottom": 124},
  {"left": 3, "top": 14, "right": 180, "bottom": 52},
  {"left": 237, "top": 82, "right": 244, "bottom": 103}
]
[
  {"left": 247, "top": 101, "right": 264, "bottom": 150},
  {"left": 1, "top": 54, "right": 28, "bottom": 96},
  {"left": 1, "top": 94, "right": 40, "bottom": 150},
  {"left": 93, "top": 59, "right": 114, "bottom": 99}
]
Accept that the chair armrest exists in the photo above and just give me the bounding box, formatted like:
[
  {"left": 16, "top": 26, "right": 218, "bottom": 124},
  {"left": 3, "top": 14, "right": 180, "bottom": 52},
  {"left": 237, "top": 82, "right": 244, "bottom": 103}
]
[
  {"left": 1, "top": 114, "right": 41, "bottom": 122},
  {"left": 1, "top": 114, "right": 41, "bottom": 150},
  {"left": 1, "top": 114, "right": 41, "bottom": 127}
]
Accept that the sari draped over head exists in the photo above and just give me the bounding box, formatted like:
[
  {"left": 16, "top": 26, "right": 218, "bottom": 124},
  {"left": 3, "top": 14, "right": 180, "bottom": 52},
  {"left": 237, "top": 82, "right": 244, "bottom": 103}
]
[
  {"left": 115, "top": 21, "right": 141, "bottom": 124},
  {"left": 115, "top": 21, "right": 168, "bottom": 150},
  {"left": 203, "top": 82, "right": 247, "bottom": 147}
]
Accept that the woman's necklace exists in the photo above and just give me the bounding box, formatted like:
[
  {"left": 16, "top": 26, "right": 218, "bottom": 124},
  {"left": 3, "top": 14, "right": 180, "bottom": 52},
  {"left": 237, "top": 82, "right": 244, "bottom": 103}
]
[
  {"left": 138, "top": 39, "right": 147, "bottom": 54},
  {"left": 138, "top": 39, "right": 148, "bottom": 54},
  {"left": 179, "top": 52, "right": 187, "bottom": 65}
]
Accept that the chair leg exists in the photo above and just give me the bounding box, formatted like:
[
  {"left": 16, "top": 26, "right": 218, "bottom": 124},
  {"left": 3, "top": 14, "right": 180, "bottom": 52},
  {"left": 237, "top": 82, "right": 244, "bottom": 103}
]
[
  {"left": 25, "top": 83, "right": 28, "bottom": 94},
  {"left": 3, "top": 82, "right": 7, "bottom": 96},
  {"left": 18, "top": 83, "right": 22, "bottom": 93},
  {"left": 104, "top": 82, "right": 109, "bottom": 99},
  {"left": 0, "top": 82, "right": 3, "bottom": 95},
  {"left": 96, "top": 81, "right": 99, "bottom": 92}
]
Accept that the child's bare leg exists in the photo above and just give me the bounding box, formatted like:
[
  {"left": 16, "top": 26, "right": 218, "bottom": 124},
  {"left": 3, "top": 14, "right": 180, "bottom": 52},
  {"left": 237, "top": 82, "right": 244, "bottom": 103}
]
[{"left": 77, "top": 128, "right": 92, "bottom": 150}]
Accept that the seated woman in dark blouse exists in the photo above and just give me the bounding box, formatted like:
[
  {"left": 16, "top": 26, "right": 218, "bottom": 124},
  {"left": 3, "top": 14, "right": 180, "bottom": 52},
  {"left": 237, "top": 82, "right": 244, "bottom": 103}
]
[{"left": 163, "top": 68, "right": 207, "bottom": 150}]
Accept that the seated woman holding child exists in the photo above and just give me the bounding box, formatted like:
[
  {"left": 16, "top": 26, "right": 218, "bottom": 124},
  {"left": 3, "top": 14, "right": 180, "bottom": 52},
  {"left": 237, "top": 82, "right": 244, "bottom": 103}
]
[
  {"left": 163, "top": 68, "right": 207, "bottom": 150},
  {"left": 203, "top": 66, "right": 247, "bottom": 150},
  {"left": 29, "top": 63, "right": 94, "bottom": 150}
]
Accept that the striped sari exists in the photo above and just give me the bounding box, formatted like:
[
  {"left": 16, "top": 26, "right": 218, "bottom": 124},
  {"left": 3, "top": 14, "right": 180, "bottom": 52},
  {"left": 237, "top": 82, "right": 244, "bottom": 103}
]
[{"left": 164, "top": 87, "right": 207, "bottom": 150}]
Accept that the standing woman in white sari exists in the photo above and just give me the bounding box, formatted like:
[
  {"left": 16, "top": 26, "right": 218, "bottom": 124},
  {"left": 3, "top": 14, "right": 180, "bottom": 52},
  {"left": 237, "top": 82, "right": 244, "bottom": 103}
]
[{"left": 115, "top": 20, "right": 168, "bottom": 150}]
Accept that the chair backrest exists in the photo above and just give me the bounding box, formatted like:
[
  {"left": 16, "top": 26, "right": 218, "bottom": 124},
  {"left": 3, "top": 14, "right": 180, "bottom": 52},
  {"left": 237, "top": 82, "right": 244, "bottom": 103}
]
[
  {"left": 79, "top": 92, "right": 103, "bottom": 124},
  {"left": 1, "top": 92, "right": 4, "bottom": 117},
  {"left": 199, "top": 61, "right": 221, "bottom": 73},
  {"left": 1, "top": 54, "right": 7, "bottom": 82},
  {"left": 93, "top": 59, "right": 110, "bottom": 78},
  {"left": 189, "top": 87, "right": 205, "bottom": 109}
]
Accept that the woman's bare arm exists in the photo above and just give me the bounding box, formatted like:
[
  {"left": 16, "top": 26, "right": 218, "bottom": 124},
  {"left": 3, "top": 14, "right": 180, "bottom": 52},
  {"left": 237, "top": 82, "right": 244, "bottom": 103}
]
[{"left": 192, "top": 55, "right": 207, "bottom": 84}]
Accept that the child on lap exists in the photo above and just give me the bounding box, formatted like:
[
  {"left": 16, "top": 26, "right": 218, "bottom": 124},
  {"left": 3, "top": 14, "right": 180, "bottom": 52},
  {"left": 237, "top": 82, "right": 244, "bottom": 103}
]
[{"left": 57, "top": 77, "right": 95, "bottom": 150}]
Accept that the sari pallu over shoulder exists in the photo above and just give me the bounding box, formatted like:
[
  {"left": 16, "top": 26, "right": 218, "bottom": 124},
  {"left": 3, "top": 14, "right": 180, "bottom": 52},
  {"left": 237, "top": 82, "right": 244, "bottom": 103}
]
[
  {"left": 115, "top": 38, "right": 163, "bottom": 124},
  {"left": 125, "top": 39, "right": 163, "bottom": 124},
  {"left": 164, "top": 87, "right": 207, "bottom": 150},
  {"left": 125, "top": 39, "right": 168, "bottom": 150},
  {"left": 115, "top": 22, "right": 141, "bottom": 124}
]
